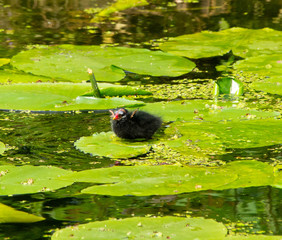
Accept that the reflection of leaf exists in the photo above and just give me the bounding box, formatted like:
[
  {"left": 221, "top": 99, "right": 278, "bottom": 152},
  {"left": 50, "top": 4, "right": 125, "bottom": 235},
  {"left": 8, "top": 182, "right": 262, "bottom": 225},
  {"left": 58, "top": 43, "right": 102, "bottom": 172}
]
[
  {"left": 92, "top": 0, "right": 149, "bottom": 20},
  {"left": 140, "top": 100, "right": 279, "bottom": 122},
  {"left": 0, "top": 165, "right": 73, "bottom": 196},
  {"left": 11, "top": 45, "right": 195, "bottom": 82},
  {"left": 160, "top": 28, "right": 282, "bottom": 58},
  {"left": 0, "top": 83, "right": 144, "bottom": 111},
  {"left": 75, "top": 132, "right": 152, "bottom": 158},
  {"left": 0, "top": 141, "right": 5, "bottom": 154},
  {"left": 234, "top": 54, "right": 282, "bottom": 95},
  {"left": 0, "top": 203, "right": 45, "bottom": 223},
  {"left": 52, "top": 216, "right": 227, "bottom": 240},
  {"left": 59, "top": 160, "right": 279, "bottom": 196}
]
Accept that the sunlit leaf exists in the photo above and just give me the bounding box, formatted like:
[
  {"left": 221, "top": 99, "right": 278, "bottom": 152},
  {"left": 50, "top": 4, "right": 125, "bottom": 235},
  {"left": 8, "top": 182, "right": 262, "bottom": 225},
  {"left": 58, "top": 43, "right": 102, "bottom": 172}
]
[
  {"left": 165, "top": 120, "right": 282, "bottom": 158},
  {"left": 160, "top": 28, "right": 282, "bottom": 58},
  {"left": 140, "top": 100, "right": 279, "bottom": 122},
  {"left": 0, "top": 203, "right": 45, "bottom": 223},
  {"left": 11, "top": 45, "right": 195, "bottom": 82},
  {"left": 234, "top": 54, "right": 282, "bottom": 95},
  {"left": 52, "top": 216, "right": 227, "bottom": 240},
  {"left": 0, "top": 58, "right": 10, "bottom": 67},
  {"left": 58, "top": 160, "right": 279, "bottom": 196},
  {"left": 0, "top": 82, "right": 144, "bottom": 111},
  {"left": 75, "top": 132, "right": 152, "bottom": 158},
  {"left": 0, "top": 165, "right": 73, "bottom": 196}
]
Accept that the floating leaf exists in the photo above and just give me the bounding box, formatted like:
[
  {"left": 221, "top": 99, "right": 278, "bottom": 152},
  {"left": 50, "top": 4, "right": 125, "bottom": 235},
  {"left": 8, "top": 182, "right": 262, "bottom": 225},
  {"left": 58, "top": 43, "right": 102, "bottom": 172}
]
[
  {"left": 0, "top": 69, "right": 56, "bottom": 83},
  {"left": 234, "top": 54, "right": 282, "bottom": 95},
  {"left": 58, "top": 160, "right": 280, "bottom": 196},
  {"left": 75, "top": 132, "right": 152, "bottom": 158},
  {"left": 52, "top": 216, "right": 227, "bottom": 240},
  {"left": 0, "top": 58, "right": 10, "bottom": 67},
  {"left": 0, "top": 165, "right": 73, "bottom": 196},
  {"left": 140, "top": 100, "right": 279, "bottom": 122},
  {"left": 0, "top": 203, "right": 45, "bottom": 223},
  {"left": 160, "top": 28, "right": 282, "bottom": 58},
  {"left": 0, "top": 141, "right": 5, "bottom": 154},
  {"left": 0, "top": 82, "right": 144, "bottom": 111},
  {"left": 11, "top": 45, "right": 195, "bottom": 82},
  {"left": 165, "top": 120, "right": 282, "bottom": 159}
]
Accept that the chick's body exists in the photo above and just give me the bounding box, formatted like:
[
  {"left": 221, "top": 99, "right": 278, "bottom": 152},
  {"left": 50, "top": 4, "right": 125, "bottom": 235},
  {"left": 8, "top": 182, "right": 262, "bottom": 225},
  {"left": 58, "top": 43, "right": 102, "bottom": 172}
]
[{"left": 110, "top": 109, "right": 162, "bottom": 139}]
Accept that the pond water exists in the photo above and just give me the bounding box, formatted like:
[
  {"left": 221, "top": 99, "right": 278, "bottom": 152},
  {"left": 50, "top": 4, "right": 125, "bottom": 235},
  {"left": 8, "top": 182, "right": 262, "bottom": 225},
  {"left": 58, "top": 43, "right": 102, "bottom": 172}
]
[{"left": 0, "top": 0, "right": 281, "bottom": 239}]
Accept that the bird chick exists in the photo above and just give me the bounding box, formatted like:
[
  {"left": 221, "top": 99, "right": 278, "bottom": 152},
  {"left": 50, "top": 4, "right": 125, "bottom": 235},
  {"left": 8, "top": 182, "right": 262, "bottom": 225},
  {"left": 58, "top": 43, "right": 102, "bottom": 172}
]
[{"left": 110, "top": 108, "right": 162, "bottom": 139}]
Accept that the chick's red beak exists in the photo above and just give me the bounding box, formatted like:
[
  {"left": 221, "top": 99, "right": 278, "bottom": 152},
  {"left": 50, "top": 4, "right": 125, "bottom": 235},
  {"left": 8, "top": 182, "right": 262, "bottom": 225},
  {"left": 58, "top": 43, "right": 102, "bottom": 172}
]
[{"left": 113, "top": 113, "right": 119, "bottom": 120}]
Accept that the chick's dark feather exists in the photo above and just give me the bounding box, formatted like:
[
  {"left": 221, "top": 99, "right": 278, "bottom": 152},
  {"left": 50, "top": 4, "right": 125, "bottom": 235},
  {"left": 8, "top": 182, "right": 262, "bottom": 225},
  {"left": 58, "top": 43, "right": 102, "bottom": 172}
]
[{"left": 111, "top": 109, "right": 162, "bottom": 139}]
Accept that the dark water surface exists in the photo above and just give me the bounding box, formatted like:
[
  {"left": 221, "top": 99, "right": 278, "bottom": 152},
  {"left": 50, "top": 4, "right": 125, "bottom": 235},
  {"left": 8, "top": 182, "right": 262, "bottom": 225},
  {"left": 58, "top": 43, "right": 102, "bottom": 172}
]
[{"left": 0, "top": 0, "right": 281, "bottom": 239}]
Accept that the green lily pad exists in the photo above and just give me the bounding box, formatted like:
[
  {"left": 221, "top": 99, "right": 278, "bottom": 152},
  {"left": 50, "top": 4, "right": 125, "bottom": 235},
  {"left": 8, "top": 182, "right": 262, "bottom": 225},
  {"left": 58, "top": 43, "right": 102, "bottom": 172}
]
[
  {"left": 60, "top": 163, "right": 237, "bottom": 196},
  {"left": 0, "top": 82, "right": 144, "bottom": 111},
  {"left": 0, "top": 69, "right": 56, "bottom": 83},
  {"left": 0, "top": 141, "right": 5, "bottom": 154},
  {"left": 0, "top": 203, "right": 45, "bottom": 223},
  {"left": 58, "top": 160, "right": 279, "bottom": 196},
  {"left": 0, "top": 165, "right": 73, "bottom": 196},
  {"left": 74, "top": 132, "right": 152, "bottom": 158},
  {"left": 234, "top": 54, "right": 282, "bottom": 95},
  {"left": 0, "top": 58, "right": 10, "bottom": 67},
  {"left": 165, "top": 120, "right": 282, "bottom": 158},
  {"left": 11, "top": 45, "right": 195, "bottom": 82},
  {"left": 160, "top": 28, "right": 282, "bottom": 58},
  {"left": 140, "top": 100, "right": 280, "bottom": 122},
  {"left": 52, "top": 216, "right": 227, "bottom": 240}
]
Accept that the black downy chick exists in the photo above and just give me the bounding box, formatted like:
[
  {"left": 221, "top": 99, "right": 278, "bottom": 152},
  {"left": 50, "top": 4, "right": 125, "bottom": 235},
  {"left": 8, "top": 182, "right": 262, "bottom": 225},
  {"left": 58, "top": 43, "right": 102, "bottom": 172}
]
[{"left": 110, "top": 108, "right": 162, "bottom": 139}]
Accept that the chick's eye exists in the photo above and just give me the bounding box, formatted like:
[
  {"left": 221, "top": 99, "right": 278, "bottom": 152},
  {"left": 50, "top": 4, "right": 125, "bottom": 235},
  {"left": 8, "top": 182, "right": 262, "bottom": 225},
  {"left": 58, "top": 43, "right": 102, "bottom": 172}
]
[{"left": 117, "top": 110, "right": 125, "bottom": 116}]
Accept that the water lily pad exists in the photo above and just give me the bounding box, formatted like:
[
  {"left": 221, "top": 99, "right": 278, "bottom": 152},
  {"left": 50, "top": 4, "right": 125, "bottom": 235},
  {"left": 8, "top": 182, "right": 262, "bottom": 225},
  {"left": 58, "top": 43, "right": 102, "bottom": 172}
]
[
  {"left": 0, "top": 141, "right": 5, "bottom": 154},
  {"left": 165, "top": 120, "right": 282, "bottom": 158},
  {"left": 234, "top": 54, "right": 282, "bottom": 95},
  {"left": 11, "top": 45, "right": 195, "bottom": 82},
  {"left": 140, "top": 100, "right": 279, "bottom": 122},
  {"left": 0, "top": 165, "right": 73, "bottom": 196},
  {"left": 160, "top": 28, "right": 282, "bottom": 58},
  {"left": 0, "top": 203, "right": 45, "bottom": 223},
  {"left": 214, "top": 77, "right": 243, "bottom": 96},
  {"left": 0, "top": 69, "right": 56, "bottom": 83},
  {"left": 0, "top": 82, "right": 144, "bottom": 111},
  {"left": 52, "top": 216, "right": 227, "bottom": 240},
  {"left": 0, "top": 58, "right": 10, "bottom": 67},
  {"left": 61, "top": 163, "right": 237, "bottom": 196},
  {"left": 58, "top": 160, "right": 279, "bottom": 196},
  {"left": 74, "top": 132, "right": 152, "bottom": 158}
]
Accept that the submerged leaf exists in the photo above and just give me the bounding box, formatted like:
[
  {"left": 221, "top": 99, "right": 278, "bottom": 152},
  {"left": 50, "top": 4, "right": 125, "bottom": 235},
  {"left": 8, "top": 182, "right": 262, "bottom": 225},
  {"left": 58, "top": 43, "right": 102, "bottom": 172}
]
[
  {"left": 0, "top": 203, "right": 45, "bottom": 223},
  {"left": 75, "top": 132, "right": 152, "bottom": 158},
  {"left": 52, "top": 216, "right": 227, "bottom": 240}
]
